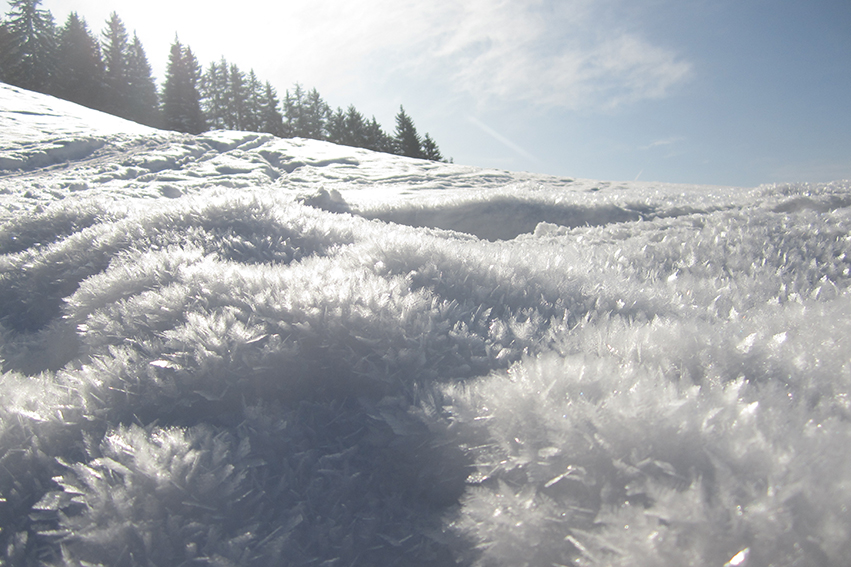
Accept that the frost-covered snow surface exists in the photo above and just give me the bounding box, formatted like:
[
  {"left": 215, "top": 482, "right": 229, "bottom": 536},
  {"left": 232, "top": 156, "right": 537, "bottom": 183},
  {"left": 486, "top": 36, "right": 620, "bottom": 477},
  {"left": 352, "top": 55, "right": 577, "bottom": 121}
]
[{"left": 1, "top": 83, "right": 850, "bottom": 567}]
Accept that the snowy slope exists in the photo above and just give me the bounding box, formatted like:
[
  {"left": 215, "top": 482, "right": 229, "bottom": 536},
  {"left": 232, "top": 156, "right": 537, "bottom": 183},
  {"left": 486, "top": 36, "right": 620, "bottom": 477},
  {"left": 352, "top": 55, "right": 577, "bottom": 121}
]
[{"left": 1, "top": 82, "right": 850, "bottom": 567}]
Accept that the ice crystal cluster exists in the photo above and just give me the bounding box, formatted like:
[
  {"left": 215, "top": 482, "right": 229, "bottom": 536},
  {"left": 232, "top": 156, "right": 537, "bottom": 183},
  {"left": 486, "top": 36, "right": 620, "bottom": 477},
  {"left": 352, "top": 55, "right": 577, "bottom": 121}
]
[{"left": 1, "top": 83, "right": 850, "bottom": 566}]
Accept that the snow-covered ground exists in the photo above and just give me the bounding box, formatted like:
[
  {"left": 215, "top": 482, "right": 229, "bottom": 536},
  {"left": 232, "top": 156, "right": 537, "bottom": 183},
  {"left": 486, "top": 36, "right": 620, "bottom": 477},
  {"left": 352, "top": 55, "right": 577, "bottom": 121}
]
[{"left": 1, "top": 82, "right": 850, "bottom": 566}]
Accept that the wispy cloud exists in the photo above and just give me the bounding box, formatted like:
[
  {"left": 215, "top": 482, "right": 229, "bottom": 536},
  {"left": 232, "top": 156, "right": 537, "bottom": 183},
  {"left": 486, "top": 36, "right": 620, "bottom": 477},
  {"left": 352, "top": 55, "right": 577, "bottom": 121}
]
[
  {"left": 48, "top": 0, "right": 692, "bottom": 112},
  {"left": 639, "top": 136, "right": 687, "bottom": 151},
  {"left": 466, "top": 116, "right": 542, "bottom": 164},
  {"left": 420, "top": 1, "right": 693, "bottom": 111},
  {"left": 234, "top": 0, "right": 693, "bottom": 112}
]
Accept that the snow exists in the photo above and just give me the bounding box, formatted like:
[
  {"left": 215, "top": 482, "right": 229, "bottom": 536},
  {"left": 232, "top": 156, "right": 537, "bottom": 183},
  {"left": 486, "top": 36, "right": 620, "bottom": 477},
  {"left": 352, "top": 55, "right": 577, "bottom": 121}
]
[{"left": 1, "top": 82, "right": 850, "bottom": 566}]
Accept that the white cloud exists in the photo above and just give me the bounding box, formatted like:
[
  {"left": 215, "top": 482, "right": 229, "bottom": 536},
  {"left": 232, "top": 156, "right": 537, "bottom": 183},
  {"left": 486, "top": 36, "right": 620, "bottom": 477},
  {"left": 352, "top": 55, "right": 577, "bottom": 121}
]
[
  {"left": 297, "top": 0, "right": 694, "bottom": 111},
  {"left": 640, "top": 136, "right": 687, "bottom": 150},
  {"left": 39, "top": 0, "right": 692, "bottom": 111},
  {"left": 466, "top": 116, "right": 543, "bottom": 164},
  {"left": 150, "top": 0, "right": 692, "bottom": 112},
  {"left": 413, "top": 1, "right": 693, "bottom": 110}
]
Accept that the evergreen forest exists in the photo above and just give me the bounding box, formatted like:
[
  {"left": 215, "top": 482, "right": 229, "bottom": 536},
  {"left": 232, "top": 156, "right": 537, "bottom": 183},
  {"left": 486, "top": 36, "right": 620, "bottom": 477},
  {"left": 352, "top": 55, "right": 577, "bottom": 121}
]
[{"left": 0, "top": 0, "right": 445, "bottom": 161}]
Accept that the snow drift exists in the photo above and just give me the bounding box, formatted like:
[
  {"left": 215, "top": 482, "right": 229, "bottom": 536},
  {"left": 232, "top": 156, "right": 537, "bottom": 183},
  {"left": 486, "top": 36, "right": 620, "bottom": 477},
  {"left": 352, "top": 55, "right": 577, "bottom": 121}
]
[{"left": 1, "top": 83, "right": 850, "bottom": 566}]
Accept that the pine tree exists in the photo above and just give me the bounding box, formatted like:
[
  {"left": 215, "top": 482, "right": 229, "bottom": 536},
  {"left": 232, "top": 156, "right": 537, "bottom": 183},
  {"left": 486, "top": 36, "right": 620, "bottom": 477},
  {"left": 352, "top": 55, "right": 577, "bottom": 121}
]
[
  {"left": 365, "top": 117, "right": 392, "bottom": 153},
  {"left": 326, "top": 107, "right": 346, "bottom": 144},
  {"left": 3, "top": 0, "right": 57, "bottom": 94},
  {"left": 161, "top": 39, "right": 183, "bottom": 131},
  {"left": 421, "top": 133, "right": 444, "bottom": 162},
  {"left": 281, "top": 85, "right": 330, "bottom": 139},
  {"left": 272, "top": 85, "right": 434, "bottom": 157},
  {"left": 226, "top": 62, "right": 247, "bottom": 129},
  {"left": 125, "top": 33, "right": 159, "bottom": 126},
  {"left": 393, "top": 105, "right": 423, "bottom": 158},
  {"left": 282, "top": 83, "right": 307, "bottom": 137},
  {"left": 327, "top": 104, "right": 370, "bottom": 148},
  {"left": 200, "top": 61, "right": 281, "bottom": 135},
  {"left": 304, "top": 88, "right": 329, "bottom": 140},
  {"left": 0, "top": 22, "right": 11, "bottom": 82},
  {"left": 101, "top": 12, "right": 130, "bottom": 116},
  {"left": 259, "top": 81, "right": 284, "bottom": 136},
  {"left": 162, "top": 37, "right": 204, "bottom": 134},
  {"left": 244, "top": 69, "right": 263, "bottom": 132},
  {"left": 181, "top": 45, "right": 204, "bottom": 134},
  {"left": 200, "top": 58, "right": 229, "bottom": 130},
  {"left": 54, "top": 12, "right": 104, "bottom": 109},
  {"left": 342, "top": 105, "right": 368, "bottom": 147}
]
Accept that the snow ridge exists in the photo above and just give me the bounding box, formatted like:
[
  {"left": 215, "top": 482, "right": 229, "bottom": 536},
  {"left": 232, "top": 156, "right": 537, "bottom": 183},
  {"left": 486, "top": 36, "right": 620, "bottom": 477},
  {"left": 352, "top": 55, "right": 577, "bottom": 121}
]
[{"left": 1, "top": 83, "right": 851, "bottom": 566}]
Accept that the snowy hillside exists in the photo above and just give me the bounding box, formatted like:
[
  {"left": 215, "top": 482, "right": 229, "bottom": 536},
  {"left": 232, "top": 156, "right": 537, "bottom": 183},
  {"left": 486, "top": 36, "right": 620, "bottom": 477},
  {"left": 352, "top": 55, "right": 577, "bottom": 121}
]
[{"left": 1, "top": 82, "right": 850, "bottom": 567}]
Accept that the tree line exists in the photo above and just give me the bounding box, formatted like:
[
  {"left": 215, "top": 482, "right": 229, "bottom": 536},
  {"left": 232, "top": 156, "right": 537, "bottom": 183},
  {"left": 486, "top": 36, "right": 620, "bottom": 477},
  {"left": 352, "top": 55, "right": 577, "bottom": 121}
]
[{"left": 0, "top": 0, "right": 445, "bottom": 161}]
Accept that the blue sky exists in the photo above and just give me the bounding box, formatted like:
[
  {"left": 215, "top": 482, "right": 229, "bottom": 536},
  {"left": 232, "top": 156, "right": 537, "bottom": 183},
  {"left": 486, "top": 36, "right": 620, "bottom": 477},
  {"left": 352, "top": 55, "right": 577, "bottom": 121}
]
[{"left": 10, "top": 0, "right": 851, "bottom": 186}]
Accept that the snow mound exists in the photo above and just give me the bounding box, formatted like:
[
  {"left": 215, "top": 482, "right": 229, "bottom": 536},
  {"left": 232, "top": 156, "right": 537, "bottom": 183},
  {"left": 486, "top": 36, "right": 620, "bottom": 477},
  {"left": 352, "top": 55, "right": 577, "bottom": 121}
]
[
  {"left": 0, "top": 84, "right": 160, "bottom": 141},
  {"left": 2, "top": 83, "right": 851, "bottom": 566}
]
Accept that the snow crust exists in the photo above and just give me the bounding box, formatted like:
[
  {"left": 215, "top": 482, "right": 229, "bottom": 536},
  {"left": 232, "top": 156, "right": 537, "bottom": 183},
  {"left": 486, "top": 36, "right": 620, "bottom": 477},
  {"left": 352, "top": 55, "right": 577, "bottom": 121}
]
[{"left": 1, "top": 82, "right": 851, "bottom": 566}]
